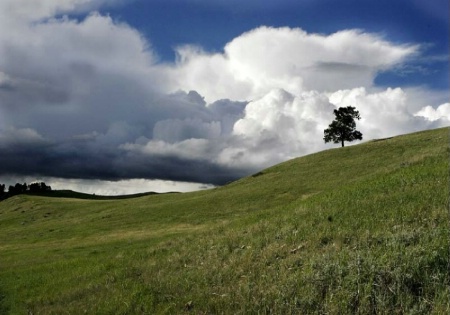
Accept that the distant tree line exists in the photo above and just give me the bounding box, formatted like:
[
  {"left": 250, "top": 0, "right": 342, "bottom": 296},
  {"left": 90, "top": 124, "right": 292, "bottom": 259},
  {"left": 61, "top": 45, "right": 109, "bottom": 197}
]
[{"left": 0, "top": 182, "right": 52, "bottom": 200}]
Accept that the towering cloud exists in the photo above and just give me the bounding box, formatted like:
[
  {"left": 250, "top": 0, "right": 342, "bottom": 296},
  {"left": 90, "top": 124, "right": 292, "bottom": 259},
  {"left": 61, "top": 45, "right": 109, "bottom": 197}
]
[{"left": 164, "top": 27, "right": 418, "bottom": 102}]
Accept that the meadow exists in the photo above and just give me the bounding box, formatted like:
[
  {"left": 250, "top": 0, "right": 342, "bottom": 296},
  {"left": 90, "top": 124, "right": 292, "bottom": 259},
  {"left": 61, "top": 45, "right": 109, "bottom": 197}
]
[{"left": 0, "top": 127, "right": 449, "bottom": 314}]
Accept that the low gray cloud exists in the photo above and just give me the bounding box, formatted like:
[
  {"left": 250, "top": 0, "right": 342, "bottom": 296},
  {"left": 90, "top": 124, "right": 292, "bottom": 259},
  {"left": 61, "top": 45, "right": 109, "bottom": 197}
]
[{"left": 0, "top": 127, "right": 248, "bottom": 185}]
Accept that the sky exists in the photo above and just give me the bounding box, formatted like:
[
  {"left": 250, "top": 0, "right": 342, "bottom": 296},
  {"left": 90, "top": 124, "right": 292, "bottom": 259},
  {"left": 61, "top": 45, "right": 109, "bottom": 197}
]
[{"left": 0, "top": 0, "right": 448, "bottom": 195}]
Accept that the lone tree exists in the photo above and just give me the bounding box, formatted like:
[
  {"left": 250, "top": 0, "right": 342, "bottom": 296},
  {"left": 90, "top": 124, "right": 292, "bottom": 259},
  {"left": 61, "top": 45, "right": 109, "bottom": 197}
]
[{"left": 324, "top": 106, "right": 362, "bottom": 147}]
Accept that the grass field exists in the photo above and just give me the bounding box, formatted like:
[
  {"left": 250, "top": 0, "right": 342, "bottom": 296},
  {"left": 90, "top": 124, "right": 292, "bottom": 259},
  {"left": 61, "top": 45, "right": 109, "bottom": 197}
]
[{"left": 0, "top": 127, "right": 449, "bottom": 314}]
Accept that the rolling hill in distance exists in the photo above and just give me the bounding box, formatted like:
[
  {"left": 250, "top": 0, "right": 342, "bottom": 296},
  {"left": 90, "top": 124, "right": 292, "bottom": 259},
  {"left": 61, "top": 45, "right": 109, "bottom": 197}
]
[{"left": 0, "top": 127, "right": 449, "bottom": 314}]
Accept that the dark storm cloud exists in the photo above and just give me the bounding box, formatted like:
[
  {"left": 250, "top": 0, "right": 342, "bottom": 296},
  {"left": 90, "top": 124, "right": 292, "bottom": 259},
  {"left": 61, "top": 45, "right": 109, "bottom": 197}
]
[
  {"left": 0, "top": 133, "right": 249, "bottom": 185},
  {"left": 115, "top": 149, "right": 248, "bottom": 184}
]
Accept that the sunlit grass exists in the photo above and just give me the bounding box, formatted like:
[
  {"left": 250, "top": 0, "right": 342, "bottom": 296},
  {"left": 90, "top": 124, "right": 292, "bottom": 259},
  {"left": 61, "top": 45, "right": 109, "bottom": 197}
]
[{"left": 0, "top": 127, "right": 449, "bottom": 314}]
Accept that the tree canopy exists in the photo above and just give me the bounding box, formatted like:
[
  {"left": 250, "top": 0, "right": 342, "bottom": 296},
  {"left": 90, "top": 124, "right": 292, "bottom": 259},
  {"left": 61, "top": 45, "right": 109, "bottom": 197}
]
[
  {"left": 0, "top": 182, "right": 51, "bottom": 200},
  {"left": 324, "top": 106, "right": 363, "bottom": 147}
]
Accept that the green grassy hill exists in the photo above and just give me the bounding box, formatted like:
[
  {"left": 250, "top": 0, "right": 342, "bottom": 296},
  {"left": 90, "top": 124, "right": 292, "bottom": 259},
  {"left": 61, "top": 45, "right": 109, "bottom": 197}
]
[{"left": 0, "top": 127, "right": 449, "bottom": 314}]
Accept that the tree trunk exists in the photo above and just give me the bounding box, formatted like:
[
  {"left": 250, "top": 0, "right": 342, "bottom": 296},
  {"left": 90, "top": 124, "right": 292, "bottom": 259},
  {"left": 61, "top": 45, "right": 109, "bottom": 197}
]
[{"left": 341, "top": 139, "right": 344, "bottom": 147}]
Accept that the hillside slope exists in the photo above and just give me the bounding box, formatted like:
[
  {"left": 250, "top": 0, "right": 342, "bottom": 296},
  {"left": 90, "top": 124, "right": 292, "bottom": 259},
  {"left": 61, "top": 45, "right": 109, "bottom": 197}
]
[{"left": 0, "top": 127, "right": 449, "bottom": 314}]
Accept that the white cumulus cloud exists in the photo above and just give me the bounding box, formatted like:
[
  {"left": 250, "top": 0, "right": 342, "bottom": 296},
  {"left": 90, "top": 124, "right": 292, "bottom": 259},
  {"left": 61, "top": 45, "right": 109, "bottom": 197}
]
[
  {"left": 415, "top": 103, "right": 450, "bottom": 122},
  {"left": 162, "top": 26, "right": 418, "bottom": 103}
]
